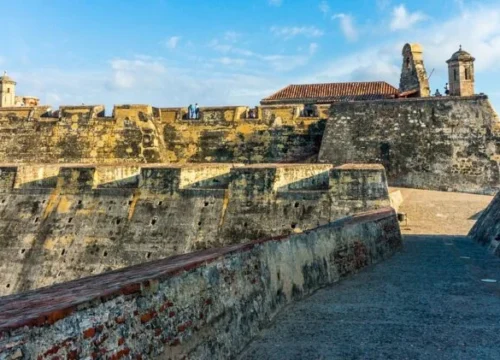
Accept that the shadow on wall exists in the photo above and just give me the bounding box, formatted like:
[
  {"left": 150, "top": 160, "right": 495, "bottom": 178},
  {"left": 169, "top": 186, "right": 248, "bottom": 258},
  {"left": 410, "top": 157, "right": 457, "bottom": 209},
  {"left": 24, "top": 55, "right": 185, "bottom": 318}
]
[
  {"left": 0, "top": 163, "right": 391, "bottom": 296},
  {"left": 163, "top": 120, "right": 327, "bottom": 164}
]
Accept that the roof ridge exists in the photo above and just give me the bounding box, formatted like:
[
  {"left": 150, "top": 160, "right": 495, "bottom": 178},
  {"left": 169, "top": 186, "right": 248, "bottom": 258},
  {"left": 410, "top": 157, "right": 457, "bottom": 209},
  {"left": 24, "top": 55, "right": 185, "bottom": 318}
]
[{"left": 288, "top": 81, "right": 390, "bottom": 86}]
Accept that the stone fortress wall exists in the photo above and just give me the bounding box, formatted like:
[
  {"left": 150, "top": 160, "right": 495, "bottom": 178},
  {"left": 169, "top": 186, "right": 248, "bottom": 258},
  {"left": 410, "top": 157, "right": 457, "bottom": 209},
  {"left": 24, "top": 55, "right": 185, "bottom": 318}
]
[
  {"left": 470, "top": 190, "right": 500, "bottom": 256},
  {"left": 319, "top": 95, "right": 500, "bottom": 195},
  {"left": 0, "top": 104, "right": 329, "bottom": 164},
  {"left": 0, "top": 207, "right": 401, "bottom": 360},
  {"left": 0, "top": 163, "right": 390, "bottom": 296},
  {"left": 1, "top": 97, "right": 499, "bottom": 195}
]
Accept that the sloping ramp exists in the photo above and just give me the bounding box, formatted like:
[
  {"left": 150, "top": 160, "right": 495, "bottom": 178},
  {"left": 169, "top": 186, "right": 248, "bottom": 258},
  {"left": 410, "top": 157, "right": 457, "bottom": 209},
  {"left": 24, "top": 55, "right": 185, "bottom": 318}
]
[{"left": 241, "top": 235, "right": 500, "bottom": 360}]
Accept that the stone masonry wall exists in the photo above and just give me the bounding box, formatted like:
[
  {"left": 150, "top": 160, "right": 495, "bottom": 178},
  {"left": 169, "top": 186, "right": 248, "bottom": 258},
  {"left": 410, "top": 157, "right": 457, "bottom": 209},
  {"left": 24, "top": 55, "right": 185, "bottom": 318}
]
[
  {"left": 469, "top": 191, "right": 500, "bottom": 256},
  {"left": 0, "top": 207, "right": 401, "bottom": 360},
  {"left": 0, "top": 163, "right": 390, "bottom": 296},
  {"left": 319, "top": 96, "right": 500, "bottom": 194},
  {"left": 0, "top": 104, "right": 326, "bottom": 164}
]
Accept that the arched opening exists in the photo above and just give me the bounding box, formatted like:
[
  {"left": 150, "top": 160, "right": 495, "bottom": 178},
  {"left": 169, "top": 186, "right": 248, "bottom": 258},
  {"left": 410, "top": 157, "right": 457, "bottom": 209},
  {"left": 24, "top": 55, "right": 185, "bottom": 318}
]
[
  {"left": 465, "top": 67, "right": 471, "bottom": 80},
  {"left": 380, "top": 143, "right": 391, "bottom": 172},
  {"left": 453, "top": 69, "right": 458, "bottom": 81},
  {"left": 405, "top": 57, "right": 411, "bottom": 70}
]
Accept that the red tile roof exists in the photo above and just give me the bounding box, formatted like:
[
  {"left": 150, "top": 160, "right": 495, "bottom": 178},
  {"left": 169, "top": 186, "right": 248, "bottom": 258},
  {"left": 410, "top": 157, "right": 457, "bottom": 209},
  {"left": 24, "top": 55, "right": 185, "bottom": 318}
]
[{"left": 261, "top": 81, "right": 399, "bottom": 104}]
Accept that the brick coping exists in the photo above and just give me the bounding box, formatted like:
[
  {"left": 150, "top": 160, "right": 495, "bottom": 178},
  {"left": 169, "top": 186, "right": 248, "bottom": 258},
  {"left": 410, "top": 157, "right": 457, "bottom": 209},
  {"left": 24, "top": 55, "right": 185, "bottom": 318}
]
[{"left": 0, "top": 207, "right": 395, "bottom": 332}]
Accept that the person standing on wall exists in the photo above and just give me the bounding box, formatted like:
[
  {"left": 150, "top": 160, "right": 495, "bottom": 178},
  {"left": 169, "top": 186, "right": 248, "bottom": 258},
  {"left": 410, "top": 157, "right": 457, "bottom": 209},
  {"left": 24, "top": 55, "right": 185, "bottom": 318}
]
[
  {"left": 188, "top": 104, "right": 193, "bottom": 119},
  {"left": 195, "top": 103, "right": 199, "bottom": 119}
]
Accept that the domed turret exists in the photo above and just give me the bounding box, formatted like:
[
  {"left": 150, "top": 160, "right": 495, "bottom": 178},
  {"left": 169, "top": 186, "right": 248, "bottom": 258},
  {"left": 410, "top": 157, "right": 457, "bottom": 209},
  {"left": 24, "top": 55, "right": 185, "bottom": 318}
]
[
  {"left": 446, "top": 46, "right": 475, "bottom": 97},
  {"left": 0, "top": 71, "right": 16, "bottom": 107}
]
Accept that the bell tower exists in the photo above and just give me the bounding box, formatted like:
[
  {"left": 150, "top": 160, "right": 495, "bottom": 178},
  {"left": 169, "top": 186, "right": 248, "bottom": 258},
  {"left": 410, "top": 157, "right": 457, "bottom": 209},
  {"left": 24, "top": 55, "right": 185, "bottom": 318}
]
[
  {"left": 0, "top": 71, "right": 16, "bottom": 107},
  {"left": 399, "top": 43, "right": 430, "bottom": 97},
  {"left": 446, "top": 46, "right": 475, "bottom": 97}
]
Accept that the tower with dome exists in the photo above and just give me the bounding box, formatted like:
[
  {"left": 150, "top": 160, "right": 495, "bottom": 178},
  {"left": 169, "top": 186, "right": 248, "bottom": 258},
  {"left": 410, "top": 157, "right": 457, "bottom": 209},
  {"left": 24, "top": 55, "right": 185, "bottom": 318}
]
[{"left": 447, "top": 46, "right": 476, "bottom": 97}]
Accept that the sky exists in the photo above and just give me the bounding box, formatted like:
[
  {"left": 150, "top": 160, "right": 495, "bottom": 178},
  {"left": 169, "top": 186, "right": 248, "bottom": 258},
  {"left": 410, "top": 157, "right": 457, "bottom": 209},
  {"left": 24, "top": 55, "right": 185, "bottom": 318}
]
[{"left": 2, "top": 0, "right": 500, "bottom": 113}]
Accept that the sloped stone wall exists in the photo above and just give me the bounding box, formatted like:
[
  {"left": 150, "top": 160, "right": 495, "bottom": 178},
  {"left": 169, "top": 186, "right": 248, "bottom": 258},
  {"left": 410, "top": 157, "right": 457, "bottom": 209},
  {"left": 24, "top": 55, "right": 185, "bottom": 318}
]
[
  {"left": 0, "top": 207, "right": 401, "bottom": 360},
  {"left": 0, "top": 163, "right": 390, "bottom": 296},
  {"left": 469, "top": 191, "right": 500, "bottom": 256},
  {"left": 319, "top": 96, "right": 500, "bottom": 194}
]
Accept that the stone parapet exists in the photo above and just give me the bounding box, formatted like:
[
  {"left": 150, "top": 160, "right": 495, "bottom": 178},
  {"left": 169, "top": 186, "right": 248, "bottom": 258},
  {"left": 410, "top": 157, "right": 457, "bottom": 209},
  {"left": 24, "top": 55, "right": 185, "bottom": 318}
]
[{"left": 0, "top": 207, "right": 402, "bottom": 360}]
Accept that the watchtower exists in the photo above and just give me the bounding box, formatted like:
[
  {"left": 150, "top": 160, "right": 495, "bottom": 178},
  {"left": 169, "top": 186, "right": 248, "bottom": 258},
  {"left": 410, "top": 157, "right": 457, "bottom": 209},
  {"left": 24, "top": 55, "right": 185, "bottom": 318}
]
[
  {"left": 399, "top": 43, "right": 430, "bottom": 97},
  {"left": 446, "top": 46, "right": 475, "bottom": 97},
  {"left": 0, "top": 71, "right": 16, "bottom": 107}
]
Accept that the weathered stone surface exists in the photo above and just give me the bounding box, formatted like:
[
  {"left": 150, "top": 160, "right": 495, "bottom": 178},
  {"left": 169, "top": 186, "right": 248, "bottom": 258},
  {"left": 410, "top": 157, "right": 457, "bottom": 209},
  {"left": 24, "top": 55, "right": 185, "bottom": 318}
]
[
  {"left": 0, "top": 163, "right": 390, "bottom": 296},
  {"left": 0, "top": 207, "right": 401, "bottom": 360},
  {"left": 469, "top": 191, "right": 500, "bottom": 256},
  {"left": 0, "top": 104, "right": 326, "bottom": 164},
  {"left": 319, "top": 96, "right": 500, "bottom": 194}
]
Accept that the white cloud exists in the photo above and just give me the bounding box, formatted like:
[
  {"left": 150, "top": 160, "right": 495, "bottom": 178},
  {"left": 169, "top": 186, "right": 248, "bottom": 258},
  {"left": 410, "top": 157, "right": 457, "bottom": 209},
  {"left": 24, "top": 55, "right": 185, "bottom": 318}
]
[
  {"left": 165, "top": 36, "right": 181, "bottom": 49},
  {"left": 269, "top": 0, "right": 282, "bottom": 6},
  {"left": 217, "top": 57, "right": 246, "bottom": 66},
  {"left": 319, "top": 1, "right": 330, "bottom": 14},
  {"left": 390, "top": 5, "right": 427, "bottom": 31},
  {"left": 332, "top": 14, "right": 358, "bottom": 42},
  {"left": 304, "top": 45, "right": 400, "bottom": 84},
  {"left": 376, "top": 0, "right": 391, "bottom": 10},
  {"left": 309, "top": 43, "right": 319, "bottom": 55},
  {"left": 412, "top": 5, "right": 500, "bottom": 72},
  {"left": 260, "top": 54, "right": 309, "bottom": 72},
  {"left": 109, "top": 58, "right": 166, "bottom": 90},
  {"left": 270, "top": 26, "right": 324, "bottom": 39},
  {"left": 224, "top": 31, "right": 241, "bottom": 42}
]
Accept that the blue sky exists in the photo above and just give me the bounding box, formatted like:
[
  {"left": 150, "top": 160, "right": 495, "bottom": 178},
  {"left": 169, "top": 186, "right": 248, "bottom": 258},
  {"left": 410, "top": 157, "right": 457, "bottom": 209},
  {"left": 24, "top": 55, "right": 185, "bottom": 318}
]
[{"left": 2, "top": 0, "right": 500, "bottom": 112}]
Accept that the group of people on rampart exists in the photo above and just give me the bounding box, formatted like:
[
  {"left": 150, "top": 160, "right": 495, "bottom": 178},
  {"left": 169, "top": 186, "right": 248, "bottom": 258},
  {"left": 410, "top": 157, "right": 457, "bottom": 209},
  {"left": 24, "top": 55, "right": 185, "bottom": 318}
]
[{"left": 187, "top": 103, "right": 199, "bottom": 119}]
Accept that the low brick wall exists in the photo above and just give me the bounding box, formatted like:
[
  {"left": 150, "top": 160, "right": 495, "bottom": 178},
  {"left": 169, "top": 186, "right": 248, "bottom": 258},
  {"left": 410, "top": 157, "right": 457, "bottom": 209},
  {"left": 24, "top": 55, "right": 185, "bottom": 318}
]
[
  {"left": 0, "top": 208, "right": 401, "bottom": 360},
  {"left": 469, "top": 192, "right": 500, "bottom": 256}
]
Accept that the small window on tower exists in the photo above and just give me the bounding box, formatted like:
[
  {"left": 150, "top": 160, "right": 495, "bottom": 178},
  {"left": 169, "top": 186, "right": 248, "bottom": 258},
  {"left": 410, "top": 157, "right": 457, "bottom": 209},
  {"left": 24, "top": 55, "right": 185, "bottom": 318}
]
[
  {"left": 453, "top": 69, "right": 458, "bottom": 81},
  {"left": 465, "top": 68, "right": 471, "bottom": 80},
  {"left": 6, "top": 88, "right": 10, "bottom": 93}
]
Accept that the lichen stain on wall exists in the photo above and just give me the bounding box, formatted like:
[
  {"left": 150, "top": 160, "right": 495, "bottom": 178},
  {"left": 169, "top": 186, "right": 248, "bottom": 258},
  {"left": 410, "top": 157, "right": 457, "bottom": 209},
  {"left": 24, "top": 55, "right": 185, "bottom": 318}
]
[{"left": 0, "top": 104, "right": 326, "bottom": 165}]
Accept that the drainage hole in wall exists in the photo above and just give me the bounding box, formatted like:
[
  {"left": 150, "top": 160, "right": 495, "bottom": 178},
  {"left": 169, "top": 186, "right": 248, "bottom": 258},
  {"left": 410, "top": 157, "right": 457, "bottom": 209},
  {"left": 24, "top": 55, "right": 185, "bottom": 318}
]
[
  {"left": 20, "top": 249, "right": 26, "bottom": 254},
  {"left": 204, "top": 201, "right": 209, "bottom": 207},
  {"left": 128, "top": 200, "right": 133, "bottom": 205},
  {"left": 103, "top": 251, "right": 108, "bottom": 257},
  {"left": 61, "top": 249, "right": 66, "bottom": 256},
  {"left": 291, "top": 223, "right": 297, "bottom": 229},
  {"left": 78, "top": 200, "right": 83, "bottom": 205},
  {"left": 1, "top": 199, "right": 5, "bottom": 204},
  {"left": 116, "top": 219, "right": 122, "bottom": 225},
  {"left": 294, "top": 202, "right": 300, "bottom": 208},
  {"left": 108, "top": 207, "right": 112, "bottom": 211},
  {"left": 198, "top": 221, "right": 202, "bottom": 226},
  {"left": 244, "top": 222, "right": 248, "bottom": 228},
  {"left": 68, "top": 217, "right": 73, "bottom": 224},
  {"left": 147, "top": 252, "right": 152, "bottom": 259},
  {"left": 6, "top": 284, "right": 10, "bottom": 288},
  {"left": 151, "top": 218, "right": 157, "bottom": 226},
  {"left": 158, "top": 201, "right": 163, "bottom": 206},
  {"left": 277, "top": 271, "right": 281, "bottom": 281},
  {"left": 34, "top": 217, "right": 39, "bottom": 224}
]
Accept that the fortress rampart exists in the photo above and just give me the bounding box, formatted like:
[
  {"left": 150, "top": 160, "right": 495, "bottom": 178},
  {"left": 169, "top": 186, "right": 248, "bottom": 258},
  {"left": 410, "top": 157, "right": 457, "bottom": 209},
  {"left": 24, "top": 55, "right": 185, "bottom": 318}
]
[
  {"left": 0, "top": 96, "right": 499, "bottom": 194},
  {"left": 0, "top": 207, "right": 401, "bottom": 360},
  {"left": 0, "top": 104, "right": 327, "bottom": 164},
  {"left": 0, "top": 163, "right": 390, "bottom": 296},
  {"left": 319, "top": 95, "right": 500, "bottom": 194}
]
